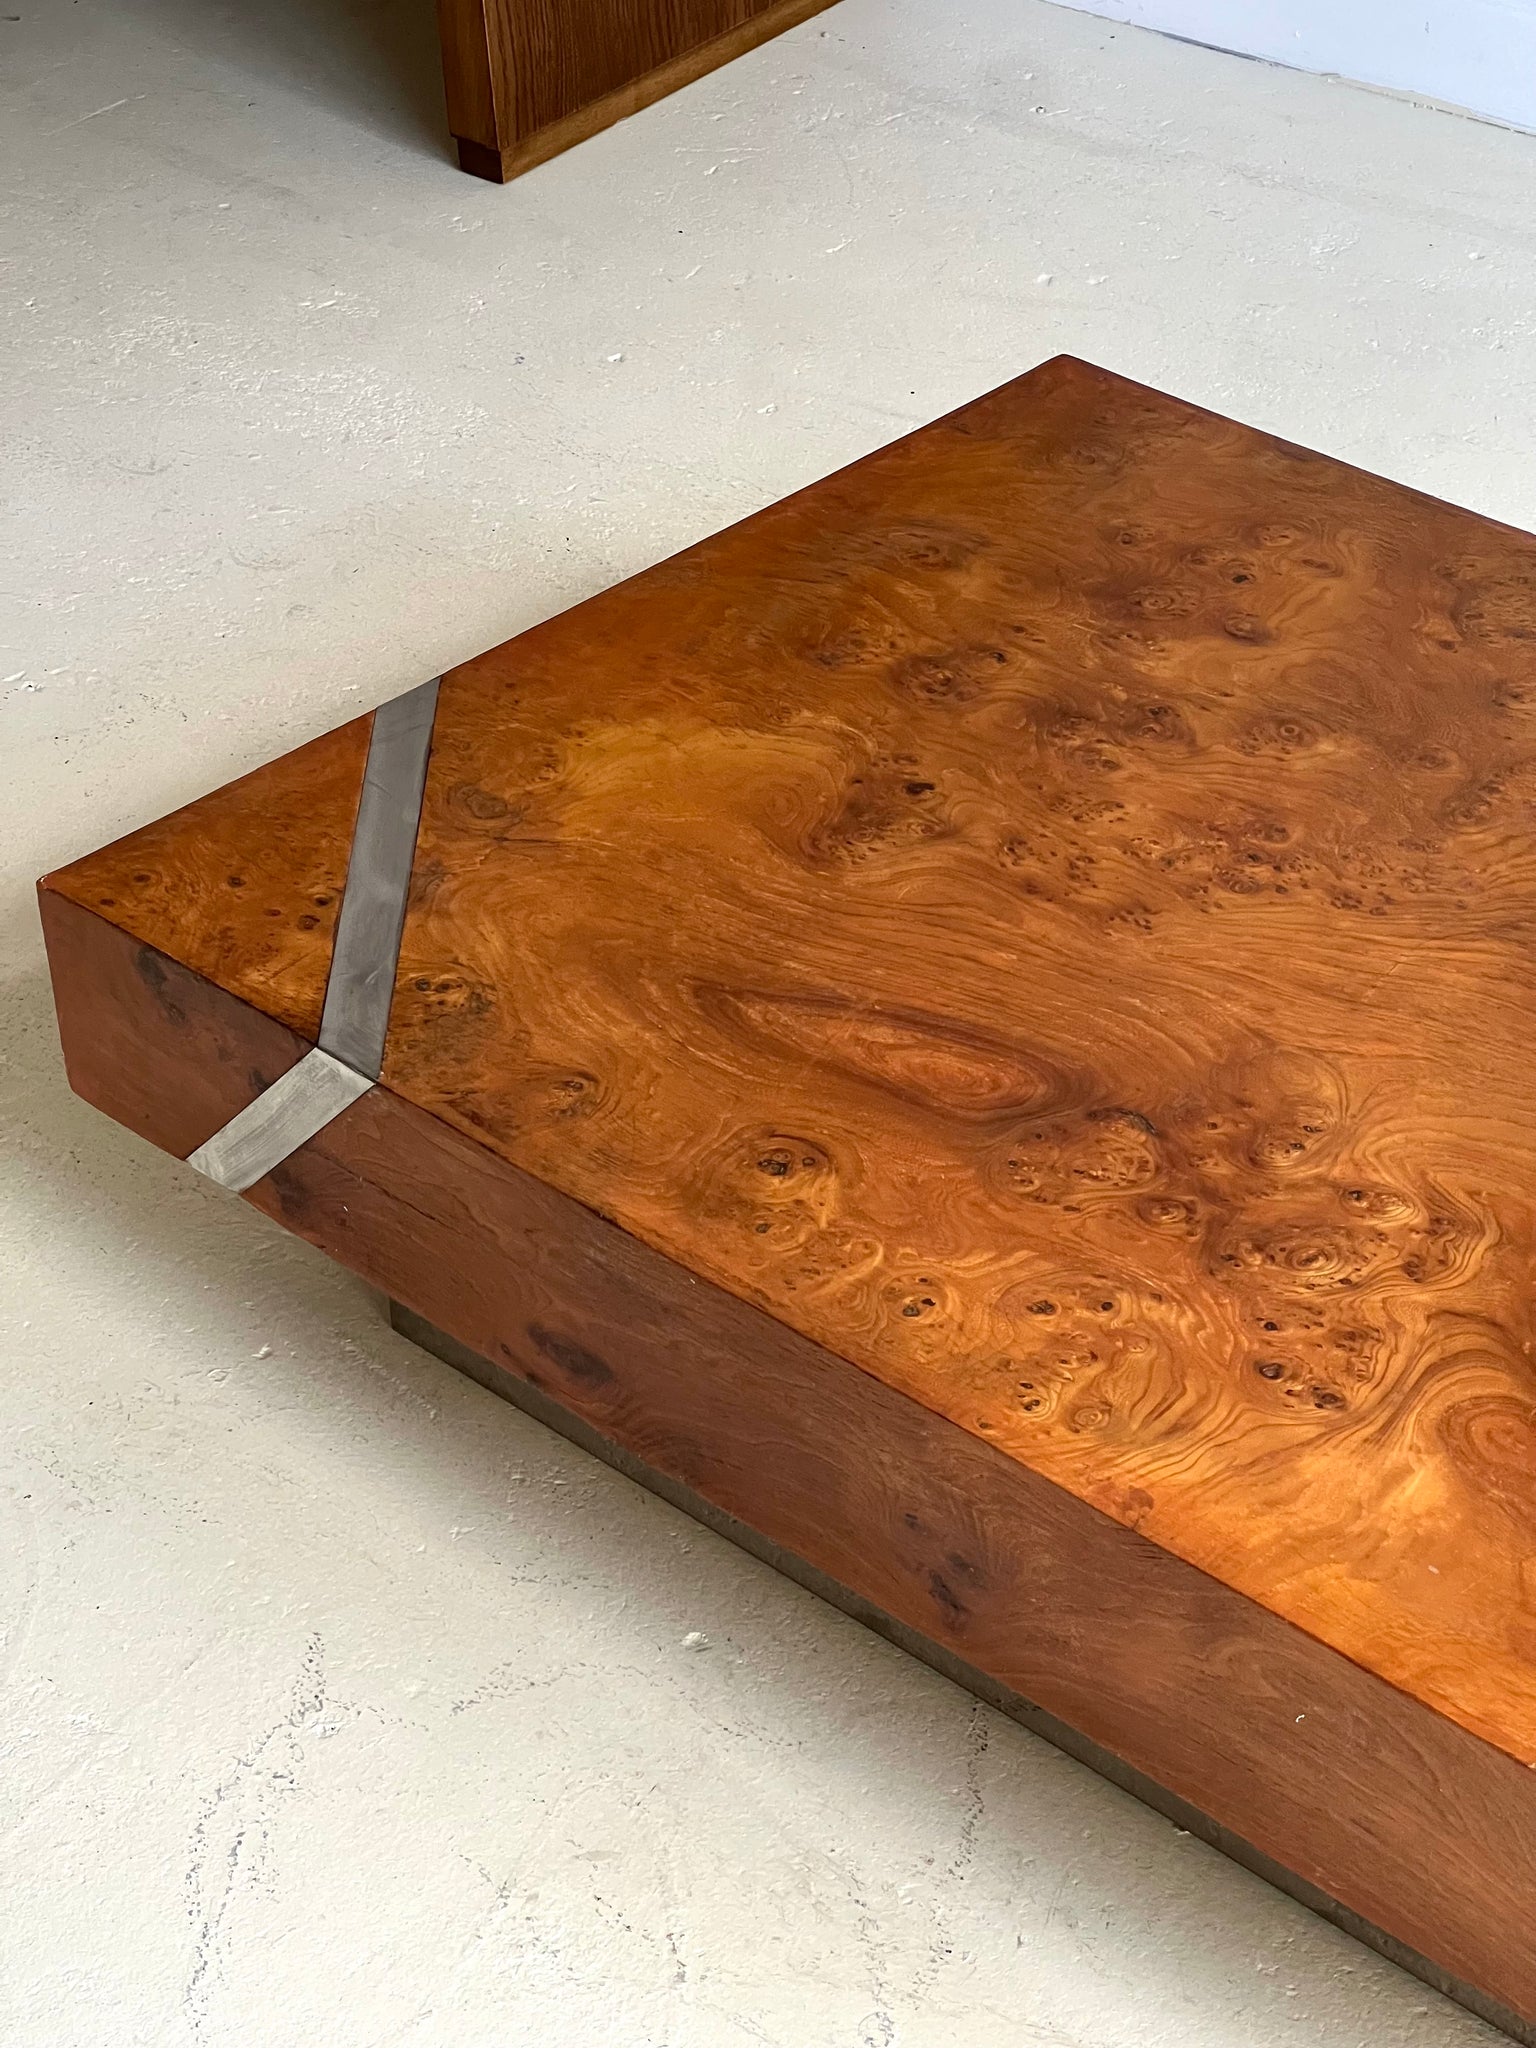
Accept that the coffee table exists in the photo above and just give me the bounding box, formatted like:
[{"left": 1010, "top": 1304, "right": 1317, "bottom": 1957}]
[{"left": 41, "top": 356, "right": 1536, "bottom": 2041}]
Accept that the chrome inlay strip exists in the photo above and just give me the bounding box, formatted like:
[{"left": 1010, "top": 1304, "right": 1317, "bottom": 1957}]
[
  {"left": 184, "top": 676, "right": 441, "bottom": 1191},
  {"left": 318, "top": 674, "right": 440, "bottom": 1079},
  {"left": 186, "top": 1049, "right": 373, "bottom": 1192}
]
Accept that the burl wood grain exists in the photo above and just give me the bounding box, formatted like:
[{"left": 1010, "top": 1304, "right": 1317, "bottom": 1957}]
[
  {"left": 49, "top": 717, "right": 370, "bottom": 1043},
  {"left": 38, "top": 893, "right": 1536, "bottom": 2031},
  {"left": 438, "top": 0, "right": 839, "bottom": 183},
  {"left": 45, "top": 357, "right": 1536, "bottom": 1774}
]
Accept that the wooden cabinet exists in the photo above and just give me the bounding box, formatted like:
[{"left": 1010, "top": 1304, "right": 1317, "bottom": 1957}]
[{"left": 437, "top": 0, "right": 839, "bottom": 181}]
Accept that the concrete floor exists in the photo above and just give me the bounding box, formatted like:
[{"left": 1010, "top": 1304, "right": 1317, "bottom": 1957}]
[{"left": 4, "top": 2, "right": 1536, "bottom": 2043}]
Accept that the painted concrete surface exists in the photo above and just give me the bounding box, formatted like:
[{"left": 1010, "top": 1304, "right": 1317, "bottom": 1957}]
[{"left": 4, "top": 2, "right": 1536, "bottom": 2042}]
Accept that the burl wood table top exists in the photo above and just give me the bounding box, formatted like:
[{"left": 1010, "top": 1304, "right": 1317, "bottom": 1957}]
[{"left": 51, "top": 356, "right": 1536, "bottom": 1769}]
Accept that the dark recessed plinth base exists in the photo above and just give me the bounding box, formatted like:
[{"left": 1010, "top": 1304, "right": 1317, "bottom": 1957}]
[
  {"left": 453, "top": 137, "right": 510, "bottom": 184},
  {"left": 389, "top": 1296, "right": 1530, "bottom": 2048}
]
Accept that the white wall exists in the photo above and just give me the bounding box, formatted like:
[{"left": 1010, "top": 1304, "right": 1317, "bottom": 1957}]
[{"left": 1052, "top": 0, "right": 1536, "bottom": 130}]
